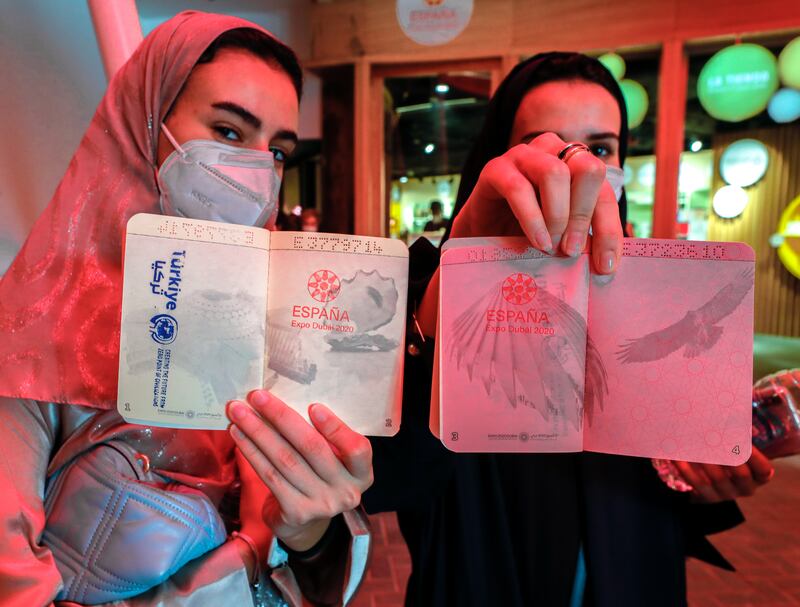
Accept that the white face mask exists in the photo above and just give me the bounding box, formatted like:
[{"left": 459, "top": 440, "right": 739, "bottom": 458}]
[
  {"left": 157, "top": 124, "right": 280, "bottom": 228},
  {"left": 605, "top": 165, "right": 625, "bottom": 202}
]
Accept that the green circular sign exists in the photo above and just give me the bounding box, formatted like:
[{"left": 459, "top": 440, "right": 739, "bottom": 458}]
[
  {"left": 619, "top": 79, "right": 648, "bottom": 129},
  {"left": 598, "top": 53, "right": 626, "bottom": 80},
  {"left": 778, "top": 36, "right": 800, "bottom": 88},
  {"left": 698, "top": 43, "right": 778, "bottom": 122}
]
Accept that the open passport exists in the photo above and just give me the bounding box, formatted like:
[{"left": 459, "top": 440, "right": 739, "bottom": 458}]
[
  {"left": 432, "top": 236, "right": 755, "bottom": 465},
  {"left": 117, "top": 214, "right": 408, "bottom": 435}
]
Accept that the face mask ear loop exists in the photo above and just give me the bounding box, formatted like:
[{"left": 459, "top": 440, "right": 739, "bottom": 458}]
[
  {"left": 605, "top": 165, "right": 625, "bottom": 204},
  {"left": 160, "top": 123, "right": 187, "bottom": 158}
]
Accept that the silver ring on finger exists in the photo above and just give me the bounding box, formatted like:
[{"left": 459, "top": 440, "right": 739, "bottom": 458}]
[{"left": 557, "top": 142, "right": 591, "bottom": 164}]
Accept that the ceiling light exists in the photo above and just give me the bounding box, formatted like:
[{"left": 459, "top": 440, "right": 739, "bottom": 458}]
[
  {"left": 424, "top": 143, "right": 435, "bottom": 154},
  {"left": 712, "top": 185, "right": 749, "bottom": 218},
  {"left": 435, "top": 83, "right": 450, "bottom": 94}
]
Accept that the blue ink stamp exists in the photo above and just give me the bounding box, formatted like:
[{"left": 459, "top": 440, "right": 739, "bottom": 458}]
[{"left": 150, "top": 314, "right": 178, "bottom": 345}]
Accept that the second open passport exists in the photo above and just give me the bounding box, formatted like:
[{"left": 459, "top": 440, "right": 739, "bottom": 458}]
[{"left": 432, "top": 236, "right": 755, "bottom": 466}]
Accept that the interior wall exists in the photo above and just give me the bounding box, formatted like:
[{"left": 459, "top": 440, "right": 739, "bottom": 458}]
[
  {"left": 0, "top": 1, "right": 106, "bottom": 274},
  {"left": 708, "top": 126, "right": 800, "bottom": 338}
]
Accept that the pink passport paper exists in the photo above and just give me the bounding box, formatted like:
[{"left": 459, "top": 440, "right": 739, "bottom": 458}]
[{"left": 434, "top": 237, "right": 755, "bottom": 465}]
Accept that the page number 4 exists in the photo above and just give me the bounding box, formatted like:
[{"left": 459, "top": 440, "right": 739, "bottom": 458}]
[{"left": 732, "top": 445, "right": 740, "bottom": 455}]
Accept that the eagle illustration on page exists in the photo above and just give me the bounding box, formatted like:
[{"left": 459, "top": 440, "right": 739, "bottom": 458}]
[
  {"left": 446, "top": 274, "right": 607, "bottom": 433},
  {"left": 616, "top": 268, "right": 754, "bottom": 363}
]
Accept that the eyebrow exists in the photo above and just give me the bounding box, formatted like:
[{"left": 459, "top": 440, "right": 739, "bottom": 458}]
[
  {"left": 212, "top": 101, "right": 262, "bottom": 129},
  {"left": 211, "top": 101, "right": 299, "bottom": 144},
  {"left": 273, "top": 129, "right": 299, "bottom": 145},
  {"left": 586, "top": 132, "right": 619, "bottom": 141},
  {"left": 521, "top": 131, "right": 620, "bottom": 143}
]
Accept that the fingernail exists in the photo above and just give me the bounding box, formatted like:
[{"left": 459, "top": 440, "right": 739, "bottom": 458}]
[
  {"left": 229, "top": 401, "right": 247, "bottom": 421},
  {"left": 601, "top": 251, "right": 615, "bottom": 273},
  {"left": 230, "top": 425, "right": 245, "bottom": 440},
  {"left": 310, "top": 403, "right": 328, "bottom": 423},
  {"left": 249, "top": 390, "right": 269, "bottom": 407},
  {"left": 534, "top": 228, "right": 553, "bottom": 254},
  {"left": 564, "top": 232, "right": 586, "bottom": 257}
]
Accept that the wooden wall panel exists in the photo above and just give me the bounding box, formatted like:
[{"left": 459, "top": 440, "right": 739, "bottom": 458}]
[
  {"left": 674, "top": 0, "right": 800, "bottom": 40},
  {"left": 708, "top": 126, "right": 800, "bottom": 337},
  {"left": 510, "top": 0, "right": 674, "bottom": 52},
  {"left": 309, "top": 0, "right": 800, "bottom": 63},
  {"left": 320, "top": 66, "right": 355, "bottom": 235}
]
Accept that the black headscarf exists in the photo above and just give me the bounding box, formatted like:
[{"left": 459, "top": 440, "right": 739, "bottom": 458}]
[{"left": 442, "top": 51, "right": 630, "bottom": 244}]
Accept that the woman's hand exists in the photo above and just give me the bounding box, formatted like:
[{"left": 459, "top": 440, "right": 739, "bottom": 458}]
[
  {"left": 672, "top": 447, "right": 774, "bottom": 503},
  {"left": 450, "top": 132, "right": 623, "bottom": 274},
  {"left": 227, "top": 390, "right": 373, "bottom": 552}
]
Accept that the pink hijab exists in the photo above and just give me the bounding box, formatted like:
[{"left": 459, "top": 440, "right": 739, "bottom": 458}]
[{"left": 0, "top": 11, "right": 279, "bottom": 409}]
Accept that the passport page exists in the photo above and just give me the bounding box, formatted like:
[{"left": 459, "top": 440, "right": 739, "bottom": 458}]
[
  {"left": 584, "top": 239, "right": 755, "bottom": 465},
  {"left": 264, "top": 232, "right": 408, "bottom": 436},
  {"left": 438, "top": 238, "right": 590, "bottom": 453},
  {"left": 118, "top": 214, "right": 269, "bottom": 430}
]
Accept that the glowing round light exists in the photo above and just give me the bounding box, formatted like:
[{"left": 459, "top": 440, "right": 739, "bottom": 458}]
[
  {"left": 698, "top": 44, "right": 778, "bottom": 122},
  {"left": 719, "top": 139, "right": 769, "bottom": 187},
  {"left": 767, "top": 88, "right": 800, "bottom": 123},
  {"left": 619, "top": 79, "right": 649, "bottom": 129},
  {"left": 399, "top": 176, "right": 409, "bottom": 183},
  {"left": 778, "top": 36, "right": 800, "bottom": 88},
  {"left": 690, "top": 140, "right": 703, "bottom": 152},
  {"left": 712, "top": 185, "right": 749, "bottom": 219},
  {"left": 774, "top": 194, "right": 800, "bottom": 279},
  {"left": 424, "top": 143, "right": 435, "bottom": 154},
  {"left": 598, "top": 53, "right": 626, "bottom": 80},
  {"left": 435, "top": 83, "right": 450, "bottom": 94}
]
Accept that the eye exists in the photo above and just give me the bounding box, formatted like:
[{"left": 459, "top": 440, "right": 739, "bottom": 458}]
[
  {"left": 589, "top": 143, "right": 612, "bottom": 158},
  {"left": 269, "top": 147, "right": 289, "bottom": 163},
  {"left": 213, "top": 126, "right": 241, "bottom": 142}
]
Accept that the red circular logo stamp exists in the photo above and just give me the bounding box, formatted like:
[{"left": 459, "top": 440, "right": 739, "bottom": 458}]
[
  {"left": 307, "top": 269, "right": 341, "bottom": 303},
  {"left": 502, "top": 273, "right": 537, "bottom": 305}
]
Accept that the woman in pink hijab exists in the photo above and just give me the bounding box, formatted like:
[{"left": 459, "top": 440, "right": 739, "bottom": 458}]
[{"left": 0, "top": 11, "right": 371, "bottom": 607}]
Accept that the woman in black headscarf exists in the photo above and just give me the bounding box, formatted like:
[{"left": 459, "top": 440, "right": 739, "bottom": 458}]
[{"left": 364, "top": 52, "right": 770, "bottom": 606}]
